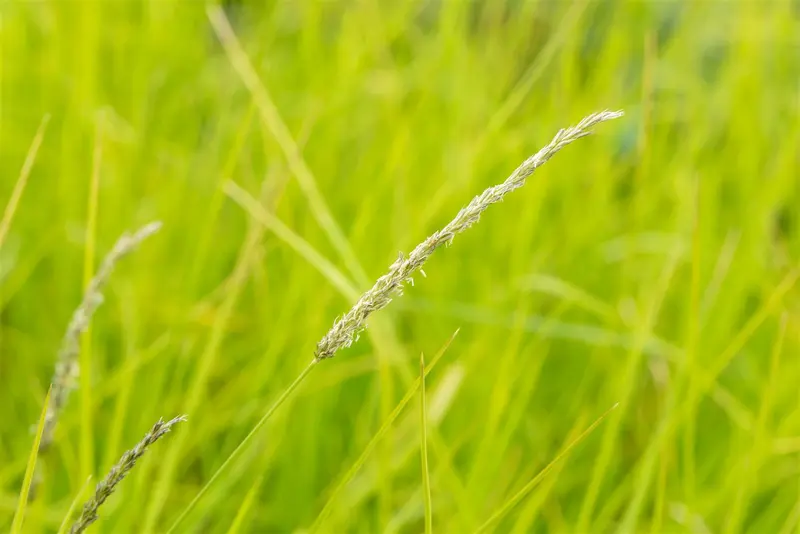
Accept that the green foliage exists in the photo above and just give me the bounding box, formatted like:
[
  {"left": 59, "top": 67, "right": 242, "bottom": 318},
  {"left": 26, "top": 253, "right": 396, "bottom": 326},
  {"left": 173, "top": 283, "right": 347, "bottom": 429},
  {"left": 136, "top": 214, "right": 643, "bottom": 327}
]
[{"left": 1, "top": 1, "right": 798, "bottom": 532}]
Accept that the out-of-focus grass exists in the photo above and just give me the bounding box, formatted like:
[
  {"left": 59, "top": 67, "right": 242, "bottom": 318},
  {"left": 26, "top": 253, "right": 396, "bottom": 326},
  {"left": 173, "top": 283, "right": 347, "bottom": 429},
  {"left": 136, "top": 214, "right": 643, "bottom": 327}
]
[{"left": 1, "top": 1, "right": 798, "bottom": 532}]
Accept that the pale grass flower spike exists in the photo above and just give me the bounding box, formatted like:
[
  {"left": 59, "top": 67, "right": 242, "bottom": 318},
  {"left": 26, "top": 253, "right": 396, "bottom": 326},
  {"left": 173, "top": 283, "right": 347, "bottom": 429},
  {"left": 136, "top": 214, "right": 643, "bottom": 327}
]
[
  {"left": 43, "top": 221, "right": 162, "bottom": 450},
  {"left": 68, "top": 416, "right": 187, "bottom": 534},
  {"left": 314, "top": 110, "right": 623, "bottom": 360},
  {"left": 135, "top": 110, "right": 623, "bottom": 532}
]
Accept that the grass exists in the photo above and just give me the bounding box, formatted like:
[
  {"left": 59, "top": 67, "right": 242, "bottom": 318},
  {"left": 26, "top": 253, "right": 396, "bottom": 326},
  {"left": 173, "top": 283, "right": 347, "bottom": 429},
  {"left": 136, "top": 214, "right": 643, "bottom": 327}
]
[
  {"left": 475, "top": 402, "right": 619, "bottom": 534},
  {"left": 68, "top": 415, "right": 186, "bottom": 534},
  {"left": 419, "top": 352, "right": 432, "bottom": 534},
  {"left": 56, "top": 476, "right": 92, "bottom": 534},
  {"left": 0, "top": 114, "right": 49, "bottom": 249},
  {"left": 10, "top": 387, "right": 49, "bottom": 534},
  {"left": 2, "top": 1, "right": 799, "bottom": 533},
  {"left": 308, "top": 330, "right": 459, "bottom": 534}
]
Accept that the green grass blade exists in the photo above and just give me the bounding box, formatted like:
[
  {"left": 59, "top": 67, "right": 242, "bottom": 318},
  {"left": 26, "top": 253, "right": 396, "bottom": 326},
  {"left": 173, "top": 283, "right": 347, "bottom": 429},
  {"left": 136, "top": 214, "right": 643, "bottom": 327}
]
[
  {"left": 206, "top": 4, "right": 369, "bottom": 287},
  {"left": 420, "top": 353, "right": 433, "bottom": 534},
  {"left": 166, "top": 359, "right": 318, "bottom": 533},
  {"left": 309, "top": 329, "right": 459, "bottom": 533},
  {"left": 0, "top": 113, "right": 49, "bottom": 249},
  {"left": 474, "top": 402, "right": 619, "bottom": 534},
  {"left": 224, "top": 181, "right": 359, "bottom": 301},
  {"left": 224, "top": 474, "right": 264, "bottom": 534},
  {"left": 724, "top": 312, "right": 789, "bottom": 534},
  {"left": 56, "top": 476, "right": 92, "bottom": 534},
  {"left": 78, "top": 120, "right": 102, "bottom": 484},
  {"left": 11, "top": 386, "right": 51, "bottom": 534}
]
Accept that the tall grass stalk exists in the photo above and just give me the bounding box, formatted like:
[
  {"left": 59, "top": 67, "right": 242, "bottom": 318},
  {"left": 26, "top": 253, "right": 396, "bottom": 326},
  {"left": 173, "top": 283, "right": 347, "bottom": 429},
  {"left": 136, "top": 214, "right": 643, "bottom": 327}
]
[
  {"left": 223, "top": 473, "right": 264, "bottom": 534},
  {"left": 78, "top": 119, "right": 103, "bottom": 483},
  {"left": 42, "top": 221, "right": 162, "bottom": 451},
  {"left": 68, "top": 416, "right": 186, "bottom": 534},
  {"left": 166, "top": 359, "right": 318, "bottom": 534},
  {"left": 309, "top": 330, "right": 459, "bottom": 533},
  {"left": 474, "top": 403, "right": 619, "bottom": 534},
  {"left": 0, "top": 114, "right": 50, "bottom": 249},
  {"left": 168, "top": 110, "right": 620, "bottom": 530},
  {"left": 419, "top": 353, "right": 433, "bottom": 534},
  {"left": 206, "top": 4, "right": 370, "bottom": 286},
  {"left": 10, "top": 388, "right": 51, "bottom": 534},
  {"left": 57, "top": 477, "right": 93, "bottom": 534},
  {"left": 314, "top": 110, "right": 623, "bottom": 360}
]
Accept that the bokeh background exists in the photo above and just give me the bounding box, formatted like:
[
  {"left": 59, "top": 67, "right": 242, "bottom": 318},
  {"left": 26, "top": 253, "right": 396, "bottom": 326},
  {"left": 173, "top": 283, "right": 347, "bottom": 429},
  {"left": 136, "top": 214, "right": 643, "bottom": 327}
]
[{"left": 1, "top": 1, "right": 799, "bottom": 532}]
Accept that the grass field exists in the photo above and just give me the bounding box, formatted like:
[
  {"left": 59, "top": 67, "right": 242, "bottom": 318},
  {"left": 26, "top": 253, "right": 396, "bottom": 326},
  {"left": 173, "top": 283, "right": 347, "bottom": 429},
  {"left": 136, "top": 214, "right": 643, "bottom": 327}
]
[{"left": 1, "top": 1, "right": 799, "bottom": 532}]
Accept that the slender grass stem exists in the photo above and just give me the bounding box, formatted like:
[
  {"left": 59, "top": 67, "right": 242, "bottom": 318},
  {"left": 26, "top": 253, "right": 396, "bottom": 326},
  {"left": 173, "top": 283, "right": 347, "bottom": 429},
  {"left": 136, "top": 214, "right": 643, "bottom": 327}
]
[
  {"left": 309, "top": 330, "right": 458, "bottom": 533},
  {"left": 0, "top": 114, "right": 49, "bottom": 249},
  {"left": 68, "top": 416, "right": 186, "bottom": 534},
  {"left": 11, "top": 388, "right": 50, "bottom": 534},
  {"left": 474, "top": 403, "right": 619, "bottom": 534},
  {"left": 420, "top": 353, "right": 433, "bottom": 534},
  {"left": 166, "top": 359, "right": 319, "bottom": 533},
  {"left": 314, "top": 111, "right": 623, "bottom": 361}
]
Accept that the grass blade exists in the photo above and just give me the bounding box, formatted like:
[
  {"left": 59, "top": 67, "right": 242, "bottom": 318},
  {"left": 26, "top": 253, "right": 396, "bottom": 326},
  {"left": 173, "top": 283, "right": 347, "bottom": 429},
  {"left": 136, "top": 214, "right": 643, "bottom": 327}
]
[
  {"left": 69, "top": 415, "right": 186, "bottom": 534},
  {"left": 224, "top": 474, "right": 263, "bottom": 534},
  {"left": 724, "top": 312, "right": 789, "bottom": 534},
  {"left": 11, "top": 386, "right": 51, "bottom": 534},
  {"left": 43, "top": 222, "right": 162, "bottom": 452},
  {"left": 474, "top": 402, "right": 619, "bottom": 534},
  {"left": 166, "top": 359, "right": 318, "bottom": 533},
  {"left": 207, "top": 4, "right": 370, "bottom": 286},
  {"left": 79, "top": 119, "right": 103, "bottom": 482},
  {"left": 223, "top": 181, "right": 359, "bottom": 301},
  {"left": 56, "top": 476, "right": 93, "bottom": 534},
  {"left": 309, "top": 329, "right": 459, "bottom": 533},
  {"left": 0, "top": 113, "right": 49, "bottom": 249},
  {"left": 420, "top": 353, "right": 433, "bottom": 534}
]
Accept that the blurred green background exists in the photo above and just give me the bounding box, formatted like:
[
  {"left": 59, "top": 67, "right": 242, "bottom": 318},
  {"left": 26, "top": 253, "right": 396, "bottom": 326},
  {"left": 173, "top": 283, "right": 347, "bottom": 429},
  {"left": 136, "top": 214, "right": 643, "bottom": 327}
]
[{"left": 1, "top": 1, "right": 799, "bottom": 532}]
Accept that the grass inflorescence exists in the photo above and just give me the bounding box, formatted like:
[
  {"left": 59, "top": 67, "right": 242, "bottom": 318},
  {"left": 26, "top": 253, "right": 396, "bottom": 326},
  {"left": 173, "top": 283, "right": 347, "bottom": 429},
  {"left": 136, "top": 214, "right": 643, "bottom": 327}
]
[
  {"left": 67, "top": 416, "right": 187, "bottom": 534},
  {"left": 314, "top": 111, "right": 622, "bottom": 360},
  {"left": 166, "top": 111, "right": 621, "bottom": 532},
  {"left": 43, "top": 222, "right": 162, "bottom": 451}
]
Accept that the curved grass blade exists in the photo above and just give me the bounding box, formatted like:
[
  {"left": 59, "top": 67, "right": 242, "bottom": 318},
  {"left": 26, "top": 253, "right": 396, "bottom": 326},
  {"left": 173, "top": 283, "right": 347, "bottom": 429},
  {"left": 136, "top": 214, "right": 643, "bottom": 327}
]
[
  {"left": 474, "top": 402, "right": 619, "bottom": 534},
  {"left": 11, "top": 387, "right": 51, "bottom": 534},
  {"left": 0, "top": 114, "right": 50, "bottom": 249},
  {"left": 309, "top": 329, "right": 459, "bottom": 533},
  {"left": 56, "top": 476, "right": 93, "bottom": 534},
  {"left": 166, "top": 359, "right": 318, "bottom": 533},
  {"left": 420, "top": 353, "right": 433, "bottom": 534},
  {"left": 224, "top": 474, "right": 264, "bottom": 534}
]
